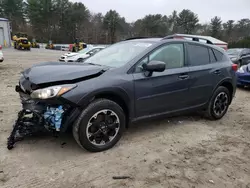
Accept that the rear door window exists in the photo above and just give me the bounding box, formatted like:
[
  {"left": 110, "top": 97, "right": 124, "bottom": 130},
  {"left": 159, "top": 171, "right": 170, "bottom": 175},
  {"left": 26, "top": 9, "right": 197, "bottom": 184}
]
[{"left": 187, "top": 44, "right": 210, "bottom": 66}]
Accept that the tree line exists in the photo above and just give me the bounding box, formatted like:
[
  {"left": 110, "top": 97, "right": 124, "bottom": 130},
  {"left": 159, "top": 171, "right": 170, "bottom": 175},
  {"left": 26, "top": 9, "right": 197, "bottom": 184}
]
[{"left": 0, "top": 0, "right": 250, "bottom": 46}]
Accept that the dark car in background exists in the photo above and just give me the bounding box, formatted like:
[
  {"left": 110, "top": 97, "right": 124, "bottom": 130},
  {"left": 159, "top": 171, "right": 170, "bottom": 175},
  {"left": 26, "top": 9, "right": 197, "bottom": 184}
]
[
  {"left": 227, "top": 48, "right": 250, "bottom": 67},
  {"left": 8, "top": 36, "right": 237, "bottom": 152},
  {"left": 236, "top": 61, "right": 250, "bottom": 87}
]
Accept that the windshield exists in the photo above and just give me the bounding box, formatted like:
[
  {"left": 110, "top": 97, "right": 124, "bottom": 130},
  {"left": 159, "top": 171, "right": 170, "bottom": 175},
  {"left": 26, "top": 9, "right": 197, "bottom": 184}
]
[
  {"left": 78, "top": 47, "right": 93, "bottom": 54},
  {"left": 84, "top": 41, "right": 153, "bottom": 67},
  {"left": 227, "top": 49, "right": 242, "bottom": 55}
]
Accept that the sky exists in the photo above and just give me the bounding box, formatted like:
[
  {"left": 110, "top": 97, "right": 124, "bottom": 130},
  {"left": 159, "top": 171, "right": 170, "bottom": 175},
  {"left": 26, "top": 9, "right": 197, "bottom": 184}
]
[{"left": 72, "top": 0, "right": 250, "bottom": 23}]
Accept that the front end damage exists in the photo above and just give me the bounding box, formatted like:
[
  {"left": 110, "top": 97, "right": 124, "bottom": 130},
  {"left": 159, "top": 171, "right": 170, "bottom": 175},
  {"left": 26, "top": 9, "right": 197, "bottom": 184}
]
[
  {"left": 7, "top": 84, "right": 80, "bottom": 150},
  {"left": 7, "top": 62, "right": 107, "bottom": 150}
]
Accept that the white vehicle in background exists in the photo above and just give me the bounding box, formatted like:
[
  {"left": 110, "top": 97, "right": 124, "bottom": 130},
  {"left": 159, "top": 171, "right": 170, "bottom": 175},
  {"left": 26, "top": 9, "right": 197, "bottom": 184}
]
[
  {"left": 0, "top": 45, "right": 4, "bottom": 63},
  {"left": 59, "top": 46, "right": 105, "bottom": 62}
]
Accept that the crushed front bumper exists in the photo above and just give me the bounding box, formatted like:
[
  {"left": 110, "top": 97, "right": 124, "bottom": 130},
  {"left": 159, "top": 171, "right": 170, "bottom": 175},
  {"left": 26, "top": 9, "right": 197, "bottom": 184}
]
[{"left": 7, "top": 85, "right": 81, "bottom": 150}]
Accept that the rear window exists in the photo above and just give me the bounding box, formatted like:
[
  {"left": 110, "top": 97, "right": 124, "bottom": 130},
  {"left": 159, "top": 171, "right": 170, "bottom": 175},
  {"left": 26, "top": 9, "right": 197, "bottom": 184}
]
[
  {"left": 213, "top": 49, "right": 224, "bottom": 61},
  {"left": 187, "top": 44, "right": 210, "bottom": 66}
]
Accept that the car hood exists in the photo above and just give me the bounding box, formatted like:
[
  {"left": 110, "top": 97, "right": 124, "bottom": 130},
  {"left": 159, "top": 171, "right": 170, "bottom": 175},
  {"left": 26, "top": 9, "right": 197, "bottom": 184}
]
[
  {"left": 70, "top": 53, "right": 89, "bottom": 59},
  {"left": 21, "top": 62, "right": 107, "bottom": 86}
]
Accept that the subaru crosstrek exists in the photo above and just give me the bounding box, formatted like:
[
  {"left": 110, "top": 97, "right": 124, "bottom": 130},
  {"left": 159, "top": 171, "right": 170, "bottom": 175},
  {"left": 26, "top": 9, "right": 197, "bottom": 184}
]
[{"left": 8, "top": 36, "right": 237, "bottom": 152}]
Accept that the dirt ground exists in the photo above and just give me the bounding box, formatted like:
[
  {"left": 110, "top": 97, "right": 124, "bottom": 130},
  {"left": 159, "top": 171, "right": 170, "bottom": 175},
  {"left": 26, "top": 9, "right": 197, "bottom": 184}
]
[{"left": 0, "top": 48, "right": 250, "bottom": 188}]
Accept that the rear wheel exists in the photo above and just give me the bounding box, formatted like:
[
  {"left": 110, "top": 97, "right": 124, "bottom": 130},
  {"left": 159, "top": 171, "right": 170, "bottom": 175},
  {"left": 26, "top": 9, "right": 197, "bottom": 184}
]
[
  {"left": 204, "top": 86, "right": 230, "bottom": 120},
  {"left": 73, "top": 99, "right": 125, "bottom": 152}
]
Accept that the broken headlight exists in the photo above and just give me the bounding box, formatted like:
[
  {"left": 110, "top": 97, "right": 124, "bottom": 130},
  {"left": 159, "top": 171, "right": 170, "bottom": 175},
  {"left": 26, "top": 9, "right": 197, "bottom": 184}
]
[{"left": 30, "top": 84, "right": 77, "bottom": 99}]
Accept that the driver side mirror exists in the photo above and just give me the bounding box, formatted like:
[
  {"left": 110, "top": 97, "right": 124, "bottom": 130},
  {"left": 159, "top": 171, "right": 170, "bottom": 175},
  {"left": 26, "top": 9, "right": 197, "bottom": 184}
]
[{"left": 142, "top": 60, "right": 166, "bottom": 72}]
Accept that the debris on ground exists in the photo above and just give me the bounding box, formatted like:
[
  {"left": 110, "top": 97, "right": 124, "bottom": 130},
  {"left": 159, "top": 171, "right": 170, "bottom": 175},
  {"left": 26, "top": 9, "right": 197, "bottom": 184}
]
[{"left": 112, "top": 176, "right": 133, "bottom": 180}]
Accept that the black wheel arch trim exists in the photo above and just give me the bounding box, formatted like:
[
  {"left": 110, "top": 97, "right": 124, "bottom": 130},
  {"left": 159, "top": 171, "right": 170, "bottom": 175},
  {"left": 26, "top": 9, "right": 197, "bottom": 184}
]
[
  {"left": 210, "top": 77, "right": 235, "bottom": 104},
  {"left": 77, "top": 87, "right": 134, "bottom": 122}
]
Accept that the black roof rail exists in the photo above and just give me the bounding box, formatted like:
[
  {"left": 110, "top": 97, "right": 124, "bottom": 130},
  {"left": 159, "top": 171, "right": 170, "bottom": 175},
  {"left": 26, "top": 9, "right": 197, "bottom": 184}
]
[
  {"left": 123, "top": 36, "right": 151, "bottom": 41},
  {"left": 162, "top": 34, "right": 214, "bottom": 45}
]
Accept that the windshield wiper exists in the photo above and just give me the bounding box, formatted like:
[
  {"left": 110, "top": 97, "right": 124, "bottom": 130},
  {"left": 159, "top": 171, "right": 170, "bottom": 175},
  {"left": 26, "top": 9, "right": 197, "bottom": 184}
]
[{"left": 85, "top": 62, "right": 102, "bottom": 66}]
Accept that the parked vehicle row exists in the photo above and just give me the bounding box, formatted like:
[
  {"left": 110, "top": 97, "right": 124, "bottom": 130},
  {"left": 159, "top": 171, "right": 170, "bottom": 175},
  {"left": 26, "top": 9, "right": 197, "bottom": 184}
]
[
  {"left": 59, "top": 45, "right": 105, "bottom": 62},
  {"left": 226, "top": 48, "right": 250, "bottom": 87},
  {"left": 227, "top": 48, "right": 250, "bottom": 67}
]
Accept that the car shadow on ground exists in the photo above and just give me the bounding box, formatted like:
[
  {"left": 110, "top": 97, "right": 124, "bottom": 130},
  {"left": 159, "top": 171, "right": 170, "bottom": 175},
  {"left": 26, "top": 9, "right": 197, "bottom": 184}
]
[
  {"left": 8, "top": 113, "right": 204, "bottom": 154},
  {"left": 237, "top": 86, "right": 250, "bottom": 91}
]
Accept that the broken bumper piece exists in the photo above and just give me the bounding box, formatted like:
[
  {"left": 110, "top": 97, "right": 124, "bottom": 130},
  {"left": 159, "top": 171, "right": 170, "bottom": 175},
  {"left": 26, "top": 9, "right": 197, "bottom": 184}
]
[{"left": 7, "top": 86, "right": 70, "bottom": 150}]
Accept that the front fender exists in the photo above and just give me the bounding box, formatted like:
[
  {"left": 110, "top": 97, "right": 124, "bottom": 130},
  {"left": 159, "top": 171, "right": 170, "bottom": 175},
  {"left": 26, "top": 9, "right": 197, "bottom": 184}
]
[
  {"left": 77, "top": 87, "right": 130, "bottom": 106},
  {"left": 77, "top": 87, "right": 134, "bottom": 120}
]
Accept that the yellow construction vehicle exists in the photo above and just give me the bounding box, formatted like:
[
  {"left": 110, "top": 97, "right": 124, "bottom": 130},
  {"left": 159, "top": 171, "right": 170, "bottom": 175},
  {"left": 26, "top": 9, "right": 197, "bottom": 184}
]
[
  {"left": 72, "top": 38, "right": 87, "bottom": 52},
  {"left": 12, "top": 33, "right": 31, "bottom": 50},
  {"left": 45, "top": 40, "right": 55, "bottom": 49},
  {"left": 31, "top": 39, "right": 40, "bottom": 48}
]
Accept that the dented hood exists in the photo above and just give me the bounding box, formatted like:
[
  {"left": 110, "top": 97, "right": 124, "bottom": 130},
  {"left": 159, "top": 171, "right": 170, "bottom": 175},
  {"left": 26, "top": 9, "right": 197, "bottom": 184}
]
[{"left": 22, "top": 62, "right": 106, "bottom": 85}]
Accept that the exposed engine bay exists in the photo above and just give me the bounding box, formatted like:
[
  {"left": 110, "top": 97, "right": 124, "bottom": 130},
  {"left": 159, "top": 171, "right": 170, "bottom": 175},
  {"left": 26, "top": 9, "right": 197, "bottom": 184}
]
[{"left": 7, "top": 86, "right": 68, "bottom": 150}]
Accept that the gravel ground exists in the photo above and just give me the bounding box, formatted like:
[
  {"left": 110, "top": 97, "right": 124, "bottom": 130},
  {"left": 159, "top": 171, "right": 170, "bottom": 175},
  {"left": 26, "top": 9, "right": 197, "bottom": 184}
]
[{"left": 0, "top": 48, "right": 250, "bottom": 188}]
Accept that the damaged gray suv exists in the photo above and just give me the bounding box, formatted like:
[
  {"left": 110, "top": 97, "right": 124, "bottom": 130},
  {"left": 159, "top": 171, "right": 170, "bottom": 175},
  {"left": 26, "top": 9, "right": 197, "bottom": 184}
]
[{"left": 8, "top": 36, "right": 237, "bottom": 152}]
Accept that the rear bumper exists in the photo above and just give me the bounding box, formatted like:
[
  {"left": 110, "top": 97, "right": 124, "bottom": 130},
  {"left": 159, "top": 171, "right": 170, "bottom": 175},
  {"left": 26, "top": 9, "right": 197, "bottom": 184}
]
[
  {"left": 237, "top": 79, "right": 250, "bottom": 86},
  {"left": 236, "top": 73, "right": 250, "bottom": 86}
]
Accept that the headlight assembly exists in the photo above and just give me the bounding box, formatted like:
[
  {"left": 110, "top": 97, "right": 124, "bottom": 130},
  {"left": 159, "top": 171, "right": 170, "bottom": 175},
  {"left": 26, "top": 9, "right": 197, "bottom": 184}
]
[{"left": 30, "top": 84, "right": 77, "bottom": 99}]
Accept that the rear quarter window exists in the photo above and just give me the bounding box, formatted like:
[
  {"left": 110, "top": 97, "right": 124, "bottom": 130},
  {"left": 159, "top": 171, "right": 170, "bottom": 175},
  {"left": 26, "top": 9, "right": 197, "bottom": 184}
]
[
  {"left": 212, "top": 49, "right": 224, "bottom": 62},
  {"left": 209, "top": 48, "right": 217, "bottom": 63}
]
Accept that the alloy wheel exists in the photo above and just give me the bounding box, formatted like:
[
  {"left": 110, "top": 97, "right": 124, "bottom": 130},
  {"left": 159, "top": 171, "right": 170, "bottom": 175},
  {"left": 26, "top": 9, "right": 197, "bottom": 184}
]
[
  {"left": 213, "top": 92, "right": 229, "bottom": 117},
  {"left": 86, "top": 109, "right": 120, "bottom": 146}
]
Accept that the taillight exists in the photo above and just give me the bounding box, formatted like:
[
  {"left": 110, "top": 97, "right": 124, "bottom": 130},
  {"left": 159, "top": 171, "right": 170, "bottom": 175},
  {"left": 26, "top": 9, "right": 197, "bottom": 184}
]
[
  {"left": 0, "top": 45, "right": 2, "bottom": 50},
  {"left": 232, "top": 64, "right": 238, "bottom": 71}
]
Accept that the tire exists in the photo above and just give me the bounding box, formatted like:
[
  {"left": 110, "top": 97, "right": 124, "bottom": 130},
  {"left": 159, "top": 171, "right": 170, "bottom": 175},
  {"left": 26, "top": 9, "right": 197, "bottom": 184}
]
[
  {"left": 73, "top": 99, "right": 126, "bottom": 152},
  {"left": 204, "top": 86, "right": 231, "bottom": 120},
  {"left": 76, "top": 58, "right": 83, "bottom": 62}
]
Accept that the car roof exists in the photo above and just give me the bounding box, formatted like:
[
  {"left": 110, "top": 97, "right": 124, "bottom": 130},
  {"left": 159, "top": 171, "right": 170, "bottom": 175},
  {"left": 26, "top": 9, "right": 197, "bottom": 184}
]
[
  {"left": 124, "top": 38, "right": 162, "bottom": 43},
  {"left": 127, "top": 37, "right": 225, "bottom": 52}
]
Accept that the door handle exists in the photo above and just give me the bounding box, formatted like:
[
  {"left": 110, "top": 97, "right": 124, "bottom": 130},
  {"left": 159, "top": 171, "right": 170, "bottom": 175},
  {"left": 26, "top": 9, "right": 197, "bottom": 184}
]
[
  {"left": 178, "top": 74, "right": 189, "bottom": 80},
  {"left": 213, "top": 70, "right": 221, "bottom": 74}
]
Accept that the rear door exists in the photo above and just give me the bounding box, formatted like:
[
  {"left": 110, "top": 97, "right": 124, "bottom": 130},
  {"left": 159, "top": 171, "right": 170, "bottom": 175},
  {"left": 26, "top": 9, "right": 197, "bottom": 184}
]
[
  {"left": 186, "top": 43, "right": 223, "bottom": 107},
  {"left": 133, "top": 42, "right": 191, "bottom": 117}
]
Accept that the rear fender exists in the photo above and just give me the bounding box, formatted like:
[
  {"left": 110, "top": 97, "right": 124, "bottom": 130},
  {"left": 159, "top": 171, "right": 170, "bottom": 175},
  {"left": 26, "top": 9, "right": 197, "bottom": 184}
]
[{"left": 211, "top": 77, "right": 235, "bottom": 104}]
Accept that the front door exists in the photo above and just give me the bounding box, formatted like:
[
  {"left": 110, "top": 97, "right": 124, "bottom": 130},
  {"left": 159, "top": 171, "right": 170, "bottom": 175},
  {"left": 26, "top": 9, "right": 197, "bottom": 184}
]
[{"left": 132, "top": 43, "right": 191, "bottom": 118}]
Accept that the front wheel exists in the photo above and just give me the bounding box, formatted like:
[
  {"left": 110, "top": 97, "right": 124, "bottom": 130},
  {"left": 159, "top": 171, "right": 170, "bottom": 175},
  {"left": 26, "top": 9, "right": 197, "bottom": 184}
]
[
  {"left": 73, "top": 99, "right": 126, "bottom": 152},
  {"left": 76, "top": 58, "right": 83, "bottom": 62},
  {"left": 204, "top": 86, "right": 230, "bottom": 120}
]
